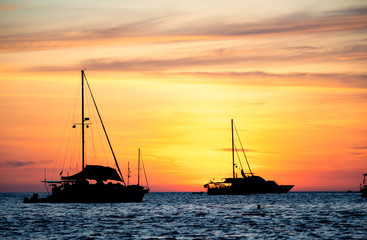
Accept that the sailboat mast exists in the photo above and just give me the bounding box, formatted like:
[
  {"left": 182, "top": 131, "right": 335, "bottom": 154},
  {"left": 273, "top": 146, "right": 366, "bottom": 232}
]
[
  {"left": 81, "top": 70, "right": 85, "bottom": 170},
  {"left": 231, "top": 119, "right": 235, "bottom": 178},
  {"left": 138, "top": 148, "right": 141, "bottom": 186},
  {"left": 127, "top": 162, "right": 130, "bottom": 186}
]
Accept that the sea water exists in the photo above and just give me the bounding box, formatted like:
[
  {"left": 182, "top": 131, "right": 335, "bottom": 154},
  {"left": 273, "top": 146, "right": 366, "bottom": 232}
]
[{"left": 0, "top": 192, "right": 366, "bottom": 239}]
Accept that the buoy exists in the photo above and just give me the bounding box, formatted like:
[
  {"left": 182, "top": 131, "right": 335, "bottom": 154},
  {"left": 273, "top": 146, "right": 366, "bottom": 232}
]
[{"left": 257, "top": 205, "right": 261, "bottom": 209}]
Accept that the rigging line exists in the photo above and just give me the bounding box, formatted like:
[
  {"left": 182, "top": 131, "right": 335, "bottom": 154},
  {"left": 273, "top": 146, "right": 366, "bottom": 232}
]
[
  {"left": 218, "top": 122, "right": 231, "bottom": 179},
  {"left": 64, "top": 82, "right": 82, "bottom": 175},
  {"left": 84, "top": 74, "right": 126, "bottom": 185},
  {"left": 89, "top": 91, "right": 110, "bottom": 167},
  {"left": 64, "top": 109, "right": 80, "bottom": 175},
  {"left": 234, "top": 142, "right": 244, "bottom": 170},
  {"left": 89, "top": 125, "right": 98, "bottom": 164},
  {"left": 52, "top": 81, "right": 81, "bottom": 179},
  {"left": 85, "top": 90, "right": 98, "bottom": 164},
  {"left": 68, "top": 127, "right": 80, "bottom": 174},
  {"left": 62, "top": 125, "right": 74, "bottom": 174},
  {"left": 233, "top": 122, "right": 253, "bottom": 175},
  {"left": 96, "top": 114, "right": 110, "bottom": 167},
  {"left": 44, "top": 169, "right": 50, "bottom": 195},
  {"left": 141, "top": 153, "right": 150, "bottom": 190}
]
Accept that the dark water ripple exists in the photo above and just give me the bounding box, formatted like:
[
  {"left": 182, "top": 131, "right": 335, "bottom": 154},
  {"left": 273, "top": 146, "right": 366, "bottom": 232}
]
[{"left": 0, "top": 192, "right": 366, "bottom": 239}]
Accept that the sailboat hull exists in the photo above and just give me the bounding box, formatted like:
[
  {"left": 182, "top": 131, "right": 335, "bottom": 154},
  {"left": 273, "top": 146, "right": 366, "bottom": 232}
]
[
  {"left": 24, "top": 183, "right": 149, "bottom": 203},
  {"left": 361, "top": 186, "right": 367, "bottom": 197}
]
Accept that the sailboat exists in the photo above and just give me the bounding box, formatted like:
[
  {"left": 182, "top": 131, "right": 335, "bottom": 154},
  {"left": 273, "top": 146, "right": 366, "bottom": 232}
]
[
  {"left": 204, "top": 119, "right": 294, "bottom": 195},
  {"left": 24, "top": 70, "right": 149, "bottom": 203},
  {"left": 361, "top": 173, "right": 367, "bottom": 197}
]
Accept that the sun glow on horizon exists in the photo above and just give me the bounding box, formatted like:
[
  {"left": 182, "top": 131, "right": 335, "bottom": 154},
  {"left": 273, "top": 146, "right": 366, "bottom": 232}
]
[{"left": 1, "top": 0, "right": 367, "bottom": 192}]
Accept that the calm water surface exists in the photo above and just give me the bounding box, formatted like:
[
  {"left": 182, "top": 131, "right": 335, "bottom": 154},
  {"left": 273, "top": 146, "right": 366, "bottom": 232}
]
[{"left": 0, "top": 192, "right": 366, "bottom": 239}]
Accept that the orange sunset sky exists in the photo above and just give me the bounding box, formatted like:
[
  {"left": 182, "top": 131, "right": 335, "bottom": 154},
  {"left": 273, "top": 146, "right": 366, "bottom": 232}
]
[{"left": 1, "top": 0, "right": 367, "bottom": 192}]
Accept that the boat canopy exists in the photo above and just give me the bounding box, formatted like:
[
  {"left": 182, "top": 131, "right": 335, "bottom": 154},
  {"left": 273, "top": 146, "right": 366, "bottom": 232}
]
[
  {"left": 247, "top": 175, "right": 267, "bottom": 183},
  {"left": 61, "top": 165, "right": 123, "bottom": 182}
]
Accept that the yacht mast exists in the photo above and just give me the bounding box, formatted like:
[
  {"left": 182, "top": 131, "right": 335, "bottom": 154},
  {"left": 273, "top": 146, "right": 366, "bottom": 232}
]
[
  {"left": 81, "top": 70, "right": 85, "bottom": 170},
  {"left": 127, "top": 162, "right": 130, "bottom": 186},
  {"left": 231, "top": 119, "right": 235, "bottom": 178},
  {"left": 138, "top": 148, "right": 141, "bottom": 186}
]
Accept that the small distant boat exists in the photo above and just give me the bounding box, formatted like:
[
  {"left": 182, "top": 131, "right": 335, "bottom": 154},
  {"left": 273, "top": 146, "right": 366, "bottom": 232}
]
[
  {"left": 361, "top": 173, "right": 367, "bottom": 197},
  {"left": 24, "top": 70, "right": 149, "bottom": 203},
  {"left": 204, "top": 119, "right": 294, "bottom": 195}
]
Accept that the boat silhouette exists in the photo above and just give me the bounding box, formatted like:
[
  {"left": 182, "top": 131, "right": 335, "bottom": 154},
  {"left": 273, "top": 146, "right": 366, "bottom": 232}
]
[
  {"left": 204, "top": 119, "right": 294, "bottom": 195},
  {"left": 361, "top": 173, "right": 367, "bottom": 197},
  {"left": 24, "top": 70, "right": 149, "bottom": 203}
]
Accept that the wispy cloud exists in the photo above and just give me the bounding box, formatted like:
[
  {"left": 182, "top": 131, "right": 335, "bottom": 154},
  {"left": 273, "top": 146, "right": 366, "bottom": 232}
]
[
  {"left": 0, "top": 159, "right": 51, "bottom": 168},
  {"left": 0, "top": 4, "right": 23, "bottom": 12},
  {"left": 1, "top": 160, "right": 36, "bottom": 168},
  {"left": 328, "top": 6, "right": 367, "bottom": 16},
  {"left": 353, "top": 146, "right": 367, "bottom": 150},
  {"left": 26, "top": 55, "right": 367, "bottom": 89},
  {"left": 217, "top": 148, "right": 255, "bottom": 152},
  {"left": 1, "top": 6, "right": 366, "bottom": 52},
  {"left": 0, "top": 16, "right": 166, "bottom": 53},
  {"left": 217, "top": 148, "right": 277, "bottom": 155},
  {"left": 181, "top": 71, "right": 367, "bottom": 88},
  {"left": 22, "top": 38, "right": 367, "bottom": 72},
  {"left": 18, "top": 42, "right": 367, "bottom": 83},
  {"left": 194, "top": 10, "right": 367, "bottom": 37}
]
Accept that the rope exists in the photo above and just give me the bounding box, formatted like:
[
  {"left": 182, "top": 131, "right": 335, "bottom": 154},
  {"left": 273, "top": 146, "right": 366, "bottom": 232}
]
[
  {"left": 88, "top": 92, "right": 110, "bottom": 167},
  {"left": 141, "top": 154, "right": 150, "bottom": 189},
  {"left": 233, "top": 122, "right": 253, "bottom": 175},
  {"left": 234, "top": 142, "right": 244, "bottom": 170},
  {"left": 84, "top": 73, "right": 126, "bottom": 185},
  {"left": 52, "top": 81, "right": 80, "bottom": 179}
]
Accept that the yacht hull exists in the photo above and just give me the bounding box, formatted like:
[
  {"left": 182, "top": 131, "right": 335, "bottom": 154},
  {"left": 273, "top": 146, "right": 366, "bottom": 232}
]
[
  {"left": 24, "top": 184, "right": 149, "bottom": 203},
  {"left": 205, "top": 177, "right": 294, "bottom": 195},
  {"left": 207, "top": 184, "right": 294, "bottom": 195}
]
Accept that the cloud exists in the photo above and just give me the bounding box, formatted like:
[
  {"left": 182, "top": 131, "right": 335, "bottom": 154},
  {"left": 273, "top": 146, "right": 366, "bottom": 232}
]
[
  {"left": 165, "top": 7, "right": 367, "bottom": 37},
  {"left": 0, "top": 159, "right": 51, "bottom": 168},
  {"left": 180, "top": 71, "right": 367, "bottom": 88},
  {"left": 81, "top": 16, "right": 169, "bottom": 38},
  {"left": 22, "top": 41, "right": 366, "bottom": 72},
  {"left": 282, "top": 46, "right": 320, "bottom": 51},
  {"left": 217, "top": 148, "right": 276, "bottom": 155},
  {"left": 0, "top": 15, "right": 183, "bottom": 53},
  {"left": 1, "top": 6, "right": 366, "bottom": 52},
  {"left": 0, "top": 4, "right": 23, "bottom": 12},
  {"left": 348, "top": 146, "right": 367, "bottom": 156},
  {"left": 230, "top": 6, "right": 366, "bottom": 35},
  {"left": 353, "top": 146, "right": 367, "bottom": 150},
  {"left": 1, "top": 160, "right": 36, "bottom": 168},
  {"left": 26, "top": 55, "right": 237, "bottom": 72},
  {"left": 351, "top": 146, "right": 367, "bottom": 154},
  {"left": 328, "top": 6, "right": 367, "bottom": 16},
  {"left": 25, "top": 53, "right": 367, "bottom": 89},
  {"left": 217, "top": 148, "right": 255, "bottom": 152}
]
